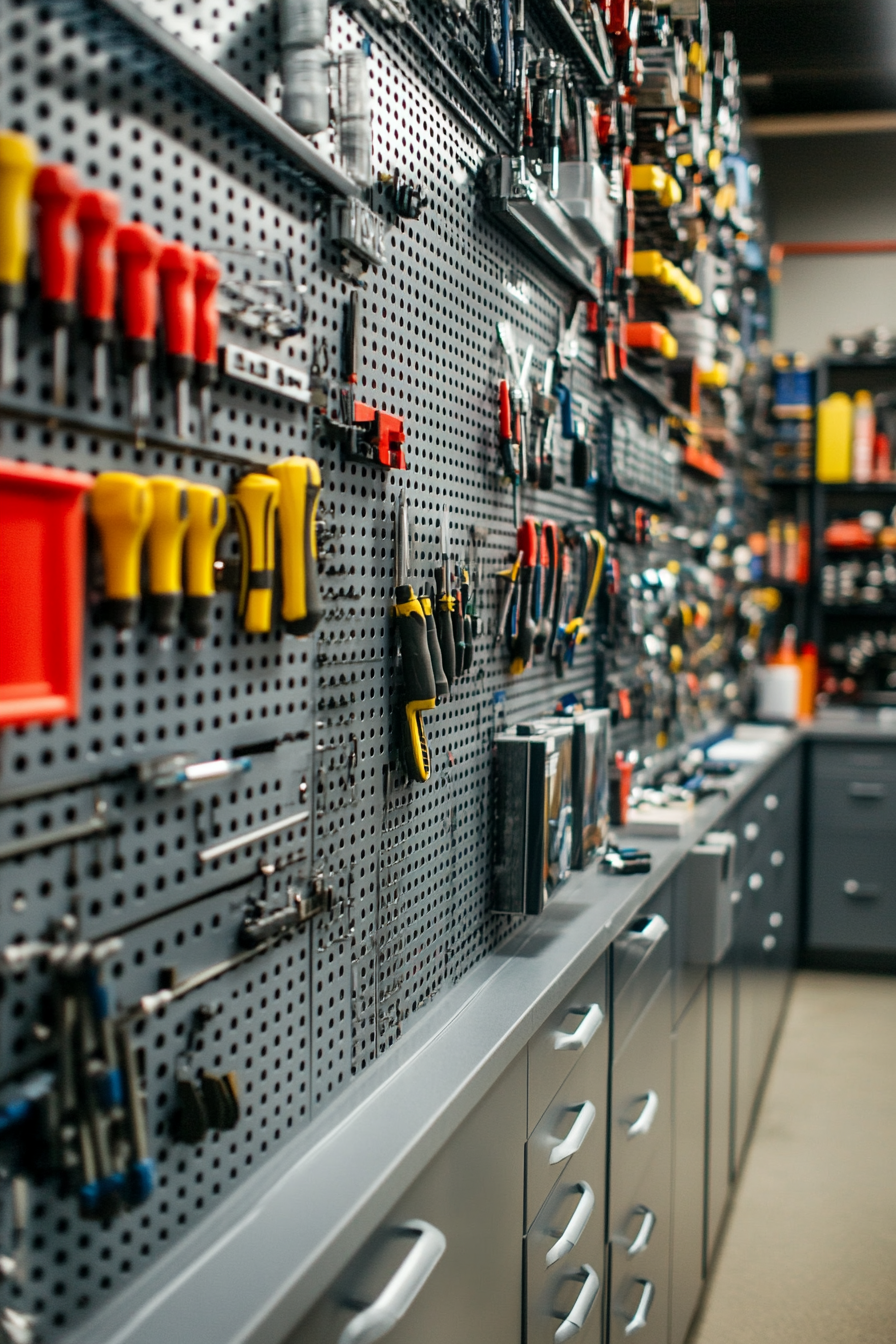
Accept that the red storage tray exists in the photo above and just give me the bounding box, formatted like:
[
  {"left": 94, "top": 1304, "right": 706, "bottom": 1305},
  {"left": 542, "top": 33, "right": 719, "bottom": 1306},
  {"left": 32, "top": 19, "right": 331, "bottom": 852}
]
[{"left": 0, "top": 458, "right": 94, "bottom": 729}]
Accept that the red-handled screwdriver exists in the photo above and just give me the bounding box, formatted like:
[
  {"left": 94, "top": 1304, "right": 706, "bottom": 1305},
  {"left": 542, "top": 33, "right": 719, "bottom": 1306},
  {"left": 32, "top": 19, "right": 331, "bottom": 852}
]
[
  {"left": 194, "top": 251, "right": 221, "bottom": 442},
  {"left": 33, "top": 164, "right": 82, "bottom": 407},
  {"left": 159, "top": 241, "right": 197, "bottom": 439},
  {"left": 116, "top": 221, "right": 163, "bottom": 436},
  {"left": 76, "top": 189, "right": 119, "bottom": 405}
]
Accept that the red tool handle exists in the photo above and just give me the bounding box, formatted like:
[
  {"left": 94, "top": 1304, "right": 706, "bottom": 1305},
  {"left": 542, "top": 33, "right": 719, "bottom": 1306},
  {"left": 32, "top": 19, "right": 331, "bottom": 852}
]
[
  {"left": 33, "top": 164, "right": 82, "bottom": 312},
  {"left": 159, "top": 241, "right": 197, "bottom": 362},
  {"left": 116, "top": 221, "right": 164, "bottom": 349},
  {"left": 194, "top": 251, "right": 222, "bottom": 371},
  {"left": 517, "top": 515, "right": 539, "bottom": 567},
  {"left": 76, "top": 189, "right": 119, "bottom": 328},
  {"left": 498, "top": 379, "right": 512, "bottom": 440}
]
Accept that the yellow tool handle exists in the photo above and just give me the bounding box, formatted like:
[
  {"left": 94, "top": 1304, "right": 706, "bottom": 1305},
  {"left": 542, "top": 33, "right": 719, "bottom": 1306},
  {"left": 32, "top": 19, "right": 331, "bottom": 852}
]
[
  {"left": 232, "top": 473, "right": 280, "bottom": 634},
  {"left": 582, "top": 530, "right": 607, "bottom": 621},
  {"left": 90, "top": 472, "right": 153, "bottom": 601},
  {"left": 268, "top": 456, "right": 323, "bottom": 635},
  {"left": 184, "top": 484, "right": 227, "bottom": 598},
  {"left": 146, "top": 477, "right": 189, "bottom": 596},
  {"left": 0, "top": 131, "right": 38, "bottom": 290}
]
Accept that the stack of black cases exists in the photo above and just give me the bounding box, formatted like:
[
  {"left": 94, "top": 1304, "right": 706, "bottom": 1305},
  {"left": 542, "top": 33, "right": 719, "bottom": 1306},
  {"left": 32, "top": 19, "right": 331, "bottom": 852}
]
[{"left": 492, "top": 710, "right": 610, "bottom": 915}]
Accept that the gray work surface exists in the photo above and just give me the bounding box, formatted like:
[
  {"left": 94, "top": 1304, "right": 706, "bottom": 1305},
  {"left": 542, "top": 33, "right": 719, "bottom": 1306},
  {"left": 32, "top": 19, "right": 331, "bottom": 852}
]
[
  {"left": 64, "top": 732, "right": 801, "bottom": 1344},
  {"left": 803, "top": 708, "right": 896, "bottom": 741}
]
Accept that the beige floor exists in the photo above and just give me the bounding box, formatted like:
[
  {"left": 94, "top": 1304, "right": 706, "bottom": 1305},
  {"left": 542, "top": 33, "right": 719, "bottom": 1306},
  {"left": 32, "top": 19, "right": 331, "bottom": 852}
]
[{"left": 690, "top": 970, "right": 896, "bottom": 1344}]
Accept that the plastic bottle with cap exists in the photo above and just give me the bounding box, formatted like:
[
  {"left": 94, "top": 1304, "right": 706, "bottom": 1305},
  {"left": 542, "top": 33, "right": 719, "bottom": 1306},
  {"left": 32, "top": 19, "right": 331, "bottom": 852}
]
[
  {"left": 815, "top": 392, "right": 852, "bottom": 482},
  {"left": 852, "top": 390, "right": 875, "bottom": 484}
]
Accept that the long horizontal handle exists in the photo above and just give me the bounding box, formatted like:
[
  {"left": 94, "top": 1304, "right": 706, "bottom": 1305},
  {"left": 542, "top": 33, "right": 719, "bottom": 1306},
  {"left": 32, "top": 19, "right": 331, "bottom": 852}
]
[
  {"left": 627, "top": 1206, "right": 656, "bottom": 1257},
  {"left": 338, "top": 1220, "right": 446, "bottom": 1344},
  {"left": 197, "top": 809, "right": 309, "bottom": 862},
  {"left": 844, "top": 879, "right": 881, "bottom": 900},
  {"left": 627, "top": 1091, "right": 659, "bottom": 1139},
  {"left": 624, "top": 1279, "right": 655, "bottom": 1335},
  {"left": 554, "top": 1265, "right": 601, "bottom": 1343},
  {"left": 546, "top": 1182, "right": 595, "bottom": 1267},
  {"left": 550, "top": 1100, "right": 596, "bottom": 1166},
  {"left": 847, "top": 781, "right": 886, "bottom": 799},
  {"left": 554, "top": 1003, "right": 604, "bottom": 1053}
]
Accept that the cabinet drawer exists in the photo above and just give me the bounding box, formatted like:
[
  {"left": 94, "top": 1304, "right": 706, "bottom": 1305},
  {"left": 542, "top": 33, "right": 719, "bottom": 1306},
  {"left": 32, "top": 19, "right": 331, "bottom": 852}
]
[
  {"left": 608, "top": 1140, "right": 671, "bottom": 1344},
  {"left": 812, "top": 773, "right": 896, "bottom": 833},
  {"left": 614, "top": 907, "right": 671, "bottom": 1053},
  {"left": 609, "top": 973, "right": 672, "bottom": 1217},
  {"left": 813, "top": 742, "right": 896, "bottom": 779},
  {"left": 527, "top": 1030, "right": 609, "bottom": 1229},
  {"left": 528, "top": 953, "right": 608, "bottom": 1135},
  {"left": 809, "top": 831, "right": 896, "bottom": 951},
  {"left": 526, "top": 1151, "right": 606, "bottom": 1344}
]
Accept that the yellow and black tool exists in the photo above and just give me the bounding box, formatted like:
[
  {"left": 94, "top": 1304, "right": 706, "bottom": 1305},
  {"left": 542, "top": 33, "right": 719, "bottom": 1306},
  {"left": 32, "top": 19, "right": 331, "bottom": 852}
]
[
  {"left": 0, "top": 130, "right": 38, "bottom": 390},
  {"left": 231, "top": 473, "right": 280, "bottom": 634},
  {"left": 268, "top": 457, "right": 323, "bottom": 637},
  {"left": 89, "top": 472, "right": 154, "bottom": 633},
  {"left": 556, "top": 527, "right": 607, "bottom": 669},
  {"left": 146, "top": 477, "right": 189, "bottom": 639},
  {"left": 392, "top": 485, "right": 436, "bottom": 783},
  {"left": 184, "top": 483, "right": 227, "bottom": 642}
]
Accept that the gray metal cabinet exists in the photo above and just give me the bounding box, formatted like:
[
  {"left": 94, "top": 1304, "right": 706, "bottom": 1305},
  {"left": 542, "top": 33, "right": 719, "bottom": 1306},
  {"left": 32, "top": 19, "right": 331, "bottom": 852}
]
[
  {"left": 669, "top": 978, "right": 707, "bottom": 1344},
  {"left": 705, "top": 951, "right": 734, "bottom": 1263},
  {"left": 289, "top": 1051, "right": 527, "bottom": 1344},
  {"left": 608, "top": 918, "right": 672, "bottom": 1344}
]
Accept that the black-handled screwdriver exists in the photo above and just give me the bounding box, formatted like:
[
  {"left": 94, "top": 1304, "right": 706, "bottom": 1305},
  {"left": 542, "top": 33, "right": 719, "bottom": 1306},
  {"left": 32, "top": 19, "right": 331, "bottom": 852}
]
[
  {"left": 435, "top": 514, "right": 456, "bottom": 690},
  {"left": 423, "top": 585, "right": 449, "bottom": 700}
]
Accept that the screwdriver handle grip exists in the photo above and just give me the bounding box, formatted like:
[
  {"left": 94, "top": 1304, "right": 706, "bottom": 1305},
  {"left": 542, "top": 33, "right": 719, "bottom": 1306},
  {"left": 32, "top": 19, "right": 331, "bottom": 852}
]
[
  {"left": 232, "top": 473, "right": 280, "bottom": 633},
  {"left": 498, "top": 379, "right": 517, "bottom": 480},
  {"left": 76, "top": 190, "right": 120, "bottom": 339},
  {"left": 90, "top": 472, "right": 154, "bottom": 630},
  {"left": 510, "top": 565, "right": 535, "bottom": 675},
  {"left": 146, "top": 477, "right": 190, "bottom": 635},
  {"left": 159, "top": 241, "right": 197, "bottom": 365},
  {"left": 421, "top": 591, "right": 449, "bottom": 699},
  {"left": 463, "top": 611, "right": 473, "bottom": 673},
  {"left": 452, "top": 588, "right": 465, "bottom": 674},
  {"left": 116, "top": 221, "right": 164, "bottom": 354},
  {"left": 0, "top": 131, "right": 38, "bottom": 300},
  {"left": 268, "top": 457, "right": 323, "bottom": 636},
  {"left": 435, "top": 595, "right": 456, "bottom": 688},
  {"left": 33, "top": 164, "right": 81, "bottom": 317},
  {"left": 184, "top": 484, "right": 227, "bottom": 640},
  {"left": 194, "top": 251, "right": 221, "bottom": 378}
]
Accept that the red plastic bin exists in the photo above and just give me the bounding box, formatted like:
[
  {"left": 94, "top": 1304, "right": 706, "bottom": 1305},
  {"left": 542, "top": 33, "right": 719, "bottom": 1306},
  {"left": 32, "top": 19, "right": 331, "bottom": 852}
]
[{"left": 0, "top": 458, "right": 94, "bottom": 729}]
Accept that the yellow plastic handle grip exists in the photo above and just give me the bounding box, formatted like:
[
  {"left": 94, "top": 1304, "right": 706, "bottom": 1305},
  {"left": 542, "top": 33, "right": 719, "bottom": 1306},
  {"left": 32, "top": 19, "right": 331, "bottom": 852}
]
[
  {"left": 232, "top": 473, "right": 280, "bottom": 633},
  {"left": 146, "top": 477, "right": 189, "bottom": 596},
  {"left": 90, "top": 472, "right": 153, "bottom": 600},
  {"left": 0, "top": 131, "right": 38, "bottom": 289},
  {"left": 185, "top": 484, "right": 227, "bottom": 598},
  {"left": 268, "top": 457, "right": 322, "bottom": 634}
]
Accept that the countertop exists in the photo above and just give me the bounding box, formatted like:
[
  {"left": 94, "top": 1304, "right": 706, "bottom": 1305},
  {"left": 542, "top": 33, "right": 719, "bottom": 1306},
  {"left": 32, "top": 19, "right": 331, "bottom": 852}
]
[{"left": 66, "top": 730, "right": 802, "bottom": 1344}]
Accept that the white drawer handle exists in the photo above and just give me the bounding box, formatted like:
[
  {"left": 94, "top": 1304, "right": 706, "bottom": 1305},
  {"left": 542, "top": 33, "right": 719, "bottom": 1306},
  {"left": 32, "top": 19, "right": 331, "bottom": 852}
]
[
  {"left": 770, "top": 850, "right": 784, "bottom": 867},
  {"left": 546, "top": 1181, "right": 595, "bottom": 1267},
  {"left": 627, "top": 1090, "right": 659, "bottom": 1139},
  {"left": 626, "top": 913, "right": 669, "bottom": 944},
  {"left": 554, "top": 1003, "right": 604, "bottom": 1053},
  {"left": 338, "top": 1220, "right": 446, "bottom": 1344},
  {"left": 550, "top": 1101, "right": 596, "bottom": 1165},
  {"left": 764, "top": 793, "right": 779, "bottom": 811},
  {"left": 748, "top": 872, "right": 763, "bottom": 890},
  {"left": 627, "top": 1206, "right": 656, "bottom": 1257},
  {"left": 730, "top": 889, "right": 742, "bottom": 905},
  {"left": 554, "top": 1265, "right": 601, "bottom": 1343},
  {"left": 762, "top": 934, "right": 777, "bottom": 952},
  {"left": 769, "top": 912, "right": 783, "bottom": 928},
  {"left": 624, "top": 1279, "right": 655, "bottom": 1334},
  {"left": 743, "top": 822, "right": 759, "bottom": 841}
]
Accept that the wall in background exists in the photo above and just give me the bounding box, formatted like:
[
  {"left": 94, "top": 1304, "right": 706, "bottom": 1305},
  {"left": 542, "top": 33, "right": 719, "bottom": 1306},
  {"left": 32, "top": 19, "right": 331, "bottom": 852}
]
[{"left": 761, "top": 131, "right": 896, "bottom": 356}]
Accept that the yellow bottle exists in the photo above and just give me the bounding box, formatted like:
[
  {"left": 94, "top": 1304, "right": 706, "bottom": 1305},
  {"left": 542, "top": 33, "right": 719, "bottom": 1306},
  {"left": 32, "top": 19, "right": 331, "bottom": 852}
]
[{"left": 816, "top": 392, "right": 853, "bottom": 482}]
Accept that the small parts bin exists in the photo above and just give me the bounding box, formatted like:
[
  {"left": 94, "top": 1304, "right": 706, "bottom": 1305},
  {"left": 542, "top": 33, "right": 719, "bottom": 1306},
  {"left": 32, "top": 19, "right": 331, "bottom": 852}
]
[{"left": 0, "top": 457, "right": 93, "bottom": 728}]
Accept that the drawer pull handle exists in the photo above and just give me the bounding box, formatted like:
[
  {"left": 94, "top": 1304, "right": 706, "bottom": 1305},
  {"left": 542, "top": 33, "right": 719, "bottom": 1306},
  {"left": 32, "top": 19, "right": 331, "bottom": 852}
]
[
  {"left": 623, "top": 1279, "right": 655, "bottom": 1335},
  {"left": 769, "top": 912, "right": 783, "bottom": 928},
  {"left": 627, "top": 1206, "right": 656, "bottom": 1257},
  {"left": 550, "top": 1101, "right": 596, "bottom": 1165},
  {"left": 748, "top": 872, "right": 763, "bottom": 891},
  {"left": 627, "top": 1090, "right": 659, "bottom": 1139},
  {"left": 764, "top": 794, "right": 779, "bottom": 811},
  {"left": 743, "top": 822, "right": 760, "bottom": 842},
  {"left": 847, "top": 782, "right": 886, "bottom": 799},
  {"left": 770, "top": 850, "right": 784, "bottom": 867},
  {"left": 554, "top": 1003, "right": 604, "bottom": 1053},
  {"left": 338, "top": 1220, "right": 446, "bottom": 1344},
  {"left": 546, "top": 1181, "right": 595, "bottom": 1267},
  {"left": 553, "top": 1264, "right": 601, "bottom": 1343},
  {"left": 762, "top": 935, "right": 777, "bottom": 952},
  {"left": 844, "top": 880, "right": 881, "bottom": 900},
  {"left": 623, "top": 913, "right": 669, "bottom": 945},
  {"left": 730, "top": 889, "right": 742, "bottom": 905}
]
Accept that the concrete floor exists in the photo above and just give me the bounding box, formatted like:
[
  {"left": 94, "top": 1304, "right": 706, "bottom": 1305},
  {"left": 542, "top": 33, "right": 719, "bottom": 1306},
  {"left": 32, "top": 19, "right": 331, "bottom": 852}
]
[{"left": 691, "top": 970, "right": 896, "bottom": 1344}]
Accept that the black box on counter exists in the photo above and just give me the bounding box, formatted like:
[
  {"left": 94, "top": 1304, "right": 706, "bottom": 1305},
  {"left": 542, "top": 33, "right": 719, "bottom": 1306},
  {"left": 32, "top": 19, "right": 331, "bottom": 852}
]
[{"left": 492, "top": 723, "right": 573, "bottom": 914}]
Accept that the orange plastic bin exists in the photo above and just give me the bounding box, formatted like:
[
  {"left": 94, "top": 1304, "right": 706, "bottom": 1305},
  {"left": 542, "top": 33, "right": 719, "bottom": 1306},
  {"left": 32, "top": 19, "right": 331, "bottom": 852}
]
[{"left": 0, "top": 458, "right": 94, "bottom": 728}]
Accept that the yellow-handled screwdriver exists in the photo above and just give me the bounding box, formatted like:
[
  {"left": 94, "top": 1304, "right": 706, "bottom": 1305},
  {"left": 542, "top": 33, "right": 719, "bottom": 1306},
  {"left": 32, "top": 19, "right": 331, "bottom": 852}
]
[
  {"left": 268, "top": 457, "right": 323, "bottom": 637},
  {"left": 231, "top": 473, "right": 280, "bottom": 634},
  {"left": 90, "top": 473, "right": 154, "bottom": 634},
  {"left": 184, "top": 483, "right": 227, "bottom": 645},
  {"left": 0, "top": 130, "right": 39, "bottom": 389},
  {"left": 145, "top": 477, "right": 190, "bottom": 641},
  {"left": 393, "top": 485, "right": 436, "bottom": 783}
]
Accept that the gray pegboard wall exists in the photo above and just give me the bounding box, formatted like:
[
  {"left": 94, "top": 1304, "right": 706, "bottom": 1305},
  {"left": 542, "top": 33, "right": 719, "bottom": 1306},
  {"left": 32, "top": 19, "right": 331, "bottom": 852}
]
[{"left": 0, "top": 0, "right": 608, "bottom": 1334}]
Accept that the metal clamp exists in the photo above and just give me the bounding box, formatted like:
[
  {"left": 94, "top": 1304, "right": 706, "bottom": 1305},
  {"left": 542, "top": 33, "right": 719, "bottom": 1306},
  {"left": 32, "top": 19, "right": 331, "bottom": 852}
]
[
  {"left": 550, "top": 1100, "right": 596, "bottom": 1165},
  {"left": 626, "top": 1091, "right": 659, "bottom": 1139},
  {"left": 338, "top": 1220, "right": 446, "bottom": 1344},
  {"left": 553, "top": 1003, "right": 604, "bottom": 1053},
  {"left": 553, "top": 1265, "right": 601, "bottom": 1343},
  {"left": 546, "top": 1182, "right": 595, "bottom": 1267}
]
